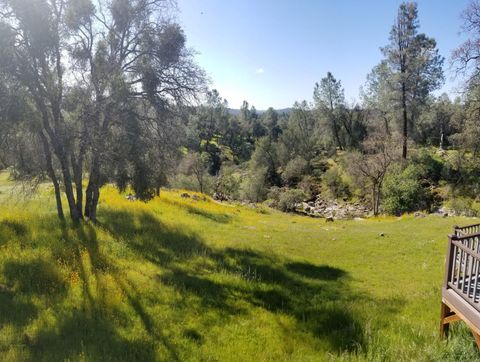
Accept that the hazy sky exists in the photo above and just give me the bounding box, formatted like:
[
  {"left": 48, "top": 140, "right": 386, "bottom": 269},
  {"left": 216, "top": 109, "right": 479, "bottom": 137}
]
[{"left": 177, "top": 0, "right": 470, "bottom": 109}]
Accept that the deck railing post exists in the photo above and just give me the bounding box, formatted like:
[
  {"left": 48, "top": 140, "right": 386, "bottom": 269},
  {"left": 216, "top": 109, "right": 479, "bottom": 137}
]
[
  {"left": 453, "top": 225, "right": 459, "bottom": 237},
  {"left": 444, "top": 234, "right": 457, "bottom": 289}
]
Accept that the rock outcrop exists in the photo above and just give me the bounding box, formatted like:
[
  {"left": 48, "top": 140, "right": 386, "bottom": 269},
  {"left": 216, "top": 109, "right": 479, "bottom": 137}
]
[{"left": 297, "top": 197, "right": 371, "bottom": 220}]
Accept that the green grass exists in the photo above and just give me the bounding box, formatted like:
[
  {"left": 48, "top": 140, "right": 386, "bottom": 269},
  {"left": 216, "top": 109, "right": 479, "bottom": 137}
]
[{"left": 0, "top": 178, "right": 479, "bottom": 360}]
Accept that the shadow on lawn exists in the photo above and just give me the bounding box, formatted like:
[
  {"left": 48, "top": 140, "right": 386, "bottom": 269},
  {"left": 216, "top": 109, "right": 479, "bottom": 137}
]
[
  {"left": 0, "top": 206, "right": 404, "bottom": 360},
  {"left": 97, "top": 208, "right": 403, "bottom": 354}
]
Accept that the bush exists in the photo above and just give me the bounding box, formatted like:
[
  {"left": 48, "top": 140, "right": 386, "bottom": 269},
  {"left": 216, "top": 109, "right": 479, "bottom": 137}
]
[
  {"left": 445, "top": 197, "right": 480, "bottom": 217},
  {"left": 297, "top": 175, "right": 321, "bottom": 195},
  {"left": 175, "top": 152, "right": 213, "bottom": 193},
  {"left": 265, "top": 186, "right": 282, "bottom": 207},
  {"left": 322, "top": 166, "right": 350, "bottom": 199},
  {"left": 171, "top": 174, "right": 215, "bottom": 194},
  {"left": 239, "top": 167, "right": 268, "bottom": 202},
  {"left": 282, "top": 156, "right": 308, "bottom": 186},
  {"left": 278, "top": 188, "right": 308, "bottom": 212},
  {"left": 215, "top": 164, "right": 242, "bottom": 199},
  {"left": 381, "top": 164, "right": 432, "bottom": 215},
  {"left": 265, "top": 187, "right": 308, "bottom": 212},
  {"left": 411, "top": 149, "right": 445, "bottom": 184}
]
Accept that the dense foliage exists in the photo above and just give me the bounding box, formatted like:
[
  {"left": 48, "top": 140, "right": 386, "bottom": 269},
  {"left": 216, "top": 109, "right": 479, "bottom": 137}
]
[{"left": 0, "top": 1, "right": 480, "bottom": 219}]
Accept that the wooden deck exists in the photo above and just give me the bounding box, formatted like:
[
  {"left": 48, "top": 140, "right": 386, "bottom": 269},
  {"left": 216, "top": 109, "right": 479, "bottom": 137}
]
[{"left": 441, "top": 223, "right": 480, "bottom": 347}]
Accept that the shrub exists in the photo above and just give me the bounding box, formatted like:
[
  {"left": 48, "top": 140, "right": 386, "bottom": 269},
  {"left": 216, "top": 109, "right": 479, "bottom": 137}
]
[
  {"left": 381, "top": 164, "right": 432, "bottom": 215},
  {"left": 411, "top": 149, "right": 445, "bottom": 184},
  {"left": 171, "top": 174, "right": 215, "bottom": 194},
  {"left": 175, "top": 152, "right": 213, "bottom": 193},
  {"left": 297, "top": 175, "right": 321, "bottom": 195},
  {"left": 265, "top": 187, "right": 308, "bottom": 212},
  {"left": 264, "top": 186, "right": 281, "bottom": 209},
  {"left": 278, "top": 189, "right": 308, "bottom": 212},
  {"left": 322, "top": 166, "right": 350, "bottom": 199},
  {"left": 215, "top": 164, "right": 242, "bottom": 199},
  {"left": 282, "top": 156, "right": 308, "bottom": 186},
  {"left": 445, "top": 197, "right": 480, "bottom": 217},
  {"left": 239, "top": 167, "right": 268, "bottom": 202}
]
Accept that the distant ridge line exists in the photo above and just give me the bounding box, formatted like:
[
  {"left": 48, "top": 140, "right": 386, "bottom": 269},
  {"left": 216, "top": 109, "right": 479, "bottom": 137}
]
[{"left": 227, "top": 108, "right": 292, "bottom": 116}]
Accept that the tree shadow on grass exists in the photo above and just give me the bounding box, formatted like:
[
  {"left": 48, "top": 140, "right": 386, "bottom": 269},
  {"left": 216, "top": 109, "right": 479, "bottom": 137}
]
[
  {"left": 0, "top": 258, "right": 66, "bottom": 330},
  {"left": 97, "top": 208, "right": 405, "bottom": 354},
  {"left": 183, "top": 205, "right": 232, "bottom": 223},
  {"left": 0, "top": 219, "right": 29, "bottom": 246},
  {"left": 159, "top": 267, "right": 242, "bottom": 314},
  {"left": 3, "top": 259, "right": 66, "bottom": 296},
  {"left": 99, "top": 209, "right": 208, "bottom": 265},
  {"left": 0, "top": 207, "right": 405, "bottom": 359},
  {"left": 162, "top": 198, "right": 233, "bottom": 224},
  {"left": 286, "top": 262, "right": 347, "bottom": 280},
  {"left": 1, "top": 219, "right": 28, "bottom": 237},
  {"left": 0, "top": 290, "right": 37, "bottom": 327},
  {"left": 31, "top": 308, "right": 157, "bottom": 362},
  {"left": 21, "top": 221, "right": 172, "bottom": 362}
]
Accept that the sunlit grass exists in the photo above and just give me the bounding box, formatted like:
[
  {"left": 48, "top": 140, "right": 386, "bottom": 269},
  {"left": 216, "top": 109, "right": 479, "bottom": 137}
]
[{"left": 0, "top": 182, "right": 478, "bottom": 360}]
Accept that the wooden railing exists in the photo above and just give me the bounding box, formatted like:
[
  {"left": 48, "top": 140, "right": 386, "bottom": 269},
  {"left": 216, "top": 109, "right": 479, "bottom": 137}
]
[
  {"left": 454, "top": 223, "right": 480, "bottom": 237},
  {"left": 444, "top": 231, "right": 480, "bottom": 312},
  {"left": 441, "top": 226, "right": 480, "bottom": 347}
]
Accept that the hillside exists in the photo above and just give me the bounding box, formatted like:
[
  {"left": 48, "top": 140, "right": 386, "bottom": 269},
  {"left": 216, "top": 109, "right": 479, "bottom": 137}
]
[{"left": 0, "top": 180, "right": 478, "bottom": 360}]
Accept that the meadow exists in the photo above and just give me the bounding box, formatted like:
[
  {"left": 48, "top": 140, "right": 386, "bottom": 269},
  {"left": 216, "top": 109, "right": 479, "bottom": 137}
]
[{"left": 0, "top": 174, "right": 479, "bottom": 361}]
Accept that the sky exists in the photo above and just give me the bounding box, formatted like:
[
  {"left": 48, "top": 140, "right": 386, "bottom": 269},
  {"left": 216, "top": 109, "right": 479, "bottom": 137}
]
[{"left": 177, "top": 0, "right": 471, "bottom": 110}]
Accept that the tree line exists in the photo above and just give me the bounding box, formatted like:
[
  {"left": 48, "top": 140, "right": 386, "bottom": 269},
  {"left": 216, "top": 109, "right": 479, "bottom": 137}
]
[{"left": 1, "top": 1, "right": 480, "bottom": 220}]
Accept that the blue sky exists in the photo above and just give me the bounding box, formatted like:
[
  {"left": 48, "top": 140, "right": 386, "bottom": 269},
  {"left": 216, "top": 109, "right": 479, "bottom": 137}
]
[{"left": 177, "top": 0, "right": 470, "bottom": 109}]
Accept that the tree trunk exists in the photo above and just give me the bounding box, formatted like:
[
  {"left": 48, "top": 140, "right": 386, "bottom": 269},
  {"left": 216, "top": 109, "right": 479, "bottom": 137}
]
[
  {"left": 56, "top": 149, "right": 81, "bottom": 222},
  {"left": 72, "top": 153, "right": 83, "bottom": 219},
  {"left": 372, "top": 183, "right": 381, "bottom": 215},
  {"left": 383, "top": 114, "right": 391, "bottom": 136},
  {"left": 332, "top": 117, "right": 343, "bottom": 150},
  {"left": 85, "top": 155, "right": 100, "bottom": 222},
  {"left": 401, "top": 81, "right": 408, "bottom": 159},
  {"left": 72, "top": 128, "right": 87, "bottom": 218},
  {"left": 439, "top": 124, "right": 444, "bottom": 150},
  {"left": 39, "top": 132, "right": 64, "bottom": 220}
]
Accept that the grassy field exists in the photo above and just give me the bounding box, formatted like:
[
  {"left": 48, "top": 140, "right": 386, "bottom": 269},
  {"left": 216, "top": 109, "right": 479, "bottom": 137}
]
[{"left": 0, "top": 175, "right": 479, "bottom": 361}]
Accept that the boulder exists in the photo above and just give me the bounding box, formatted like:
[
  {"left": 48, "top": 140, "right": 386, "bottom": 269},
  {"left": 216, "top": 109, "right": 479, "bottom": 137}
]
[{"left": 213, "top": 192, "right": 228, "bottom": 201}]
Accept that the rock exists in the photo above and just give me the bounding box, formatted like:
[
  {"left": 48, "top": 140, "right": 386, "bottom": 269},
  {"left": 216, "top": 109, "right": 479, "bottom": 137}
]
[
  {"left": 296, "top": 195, "right": 371, "bottom": 220},
  {"left": 125, "top": 194, "right": 136, "bottom": 201},
  {"left": 191, "top": 194, "right": 201, "bottom": 201},
  {"left": 326, "top": 216, "right": 334, "bottom": 222},
  {"left": 414, "top": 212, "right": 426, "bottom": 218},
  {"left": 379, "top": 232, "right": 385, "bottom": 237},
  {"left": 443, "top": 212, "right": 448, "bottom": 218},
  {"left": 213, "top": 192, "right": 228, "bottom": 201},
  {"left": 180, "top": 193, "right": 190, "bottom": 198}
]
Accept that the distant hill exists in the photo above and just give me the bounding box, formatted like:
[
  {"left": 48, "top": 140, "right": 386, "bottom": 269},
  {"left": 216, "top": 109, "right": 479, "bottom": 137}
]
[{"left": 227, "top": 108, "right": 292, "bottom": 116}]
